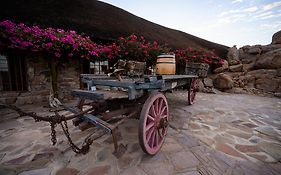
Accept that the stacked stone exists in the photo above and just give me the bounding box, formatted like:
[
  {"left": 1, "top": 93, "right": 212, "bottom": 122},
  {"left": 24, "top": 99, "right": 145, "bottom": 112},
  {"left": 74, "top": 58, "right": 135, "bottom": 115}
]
[{"left": 0, "top": 54, "right": 81, "bottom": 105}]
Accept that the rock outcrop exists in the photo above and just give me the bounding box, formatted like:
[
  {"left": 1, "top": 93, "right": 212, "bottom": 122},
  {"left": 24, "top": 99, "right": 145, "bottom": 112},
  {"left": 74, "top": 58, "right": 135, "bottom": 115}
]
[
  {"left": 206, "top": 30, "right": 281, "bottom": 97},
  {"left": 254, "top": 48, "right": 281, "bottom": 69},
  {"left": 272, "top": 30, "right": 281, "bottom": 44},
  {"left": 229, "top": 64, "right": 243, "bottom": 72},
  {"left": 227, "top": 46, "right": 240, "bottom": 66}
]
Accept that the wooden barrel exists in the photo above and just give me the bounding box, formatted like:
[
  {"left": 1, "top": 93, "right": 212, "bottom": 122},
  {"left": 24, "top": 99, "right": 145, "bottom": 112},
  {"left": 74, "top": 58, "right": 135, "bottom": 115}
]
[{"left": 156, "top": 54, "right": 176, "bottom": 75}]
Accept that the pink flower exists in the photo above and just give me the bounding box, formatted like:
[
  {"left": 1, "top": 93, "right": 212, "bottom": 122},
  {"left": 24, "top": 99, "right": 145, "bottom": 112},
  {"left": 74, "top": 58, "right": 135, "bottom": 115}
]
[
  {"left": 0, "top": 20, "right": 16, "bottom": 29},
  {"left": 54, "top": 52, "right": 61, "bottom": 57},
  {"left": 90, "top": 51, "right": 98, "bottom": 57},
  {"left": 153, "top": 41, "right": 158, "bottom": 48},
  {"left": 130, "top": 34, "right": 137, "bottom": 41},
  {"left": 73, "top": 44, "right": 79, "bottom": 50},
  {"left": 45, "top": 43, "right": 53, "bottom": 49}
]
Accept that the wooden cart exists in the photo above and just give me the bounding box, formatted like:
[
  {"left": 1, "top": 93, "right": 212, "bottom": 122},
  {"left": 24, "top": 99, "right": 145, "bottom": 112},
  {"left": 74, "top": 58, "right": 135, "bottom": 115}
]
[
  {"left": 1, "top": 74, "right": 198, "bottom": 156},
  {"left": 72, "top": 74, "right": 198, "bottom": 155}
]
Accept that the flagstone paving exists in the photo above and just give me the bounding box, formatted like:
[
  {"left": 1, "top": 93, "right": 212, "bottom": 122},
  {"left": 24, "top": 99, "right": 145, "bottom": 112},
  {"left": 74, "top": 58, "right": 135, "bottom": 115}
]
[{"left": 0, "top": 91, "right": 280, "bottom": 175}]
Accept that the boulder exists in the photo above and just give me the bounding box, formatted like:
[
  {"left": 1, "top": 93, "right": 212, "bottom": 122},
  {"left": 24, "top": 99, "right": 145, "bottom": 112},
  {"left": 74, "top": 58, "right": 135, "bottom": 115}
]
[
  {"left": 213, "top": 73, "right": 233, "bottom": 89},
  {"left": 246, "top": 69, "right": 279, "bottom": 92},
  {"left": 277, "top": 68, "right": 281, "bottom": 77},
  {"left": 203, "top": 78, "right": 213, "bottom": 87},
  {"left": 247, "top": 69, "right": 277, "bottom": 80},
  {"left": 272, "top": 30, "right": 281, "bottom": 44},
  {"left": 224, "top": 87, "right": 247, "bottom": 94},
  {"left": 239, "top": 52, "right": 258, "bottom": 64},
  {"left": 227, "top": 46, "right": 240, "bottom": 65},
  {"left": 225, "top": 71, "right": 244, "bottom": 77},
  {"left": 212, "top": 60, "right": 229, "bottom": 74},
  {"left": 243, "top": 63, "right": 254, "bottom": 72},
  {"left": 197, "top": 79, "right": 205, "bottom": 92},
  {"left": 241, "top": 45, "right": 251, "bottom": 52},
  {"left": 255, "top": 77, "right": 280, "bottom": 92},
  {"left": 261, "top": 44, "right": 281, "bottom": 53},
  {"left": 247, "top": 45, "right": 262, "bottom": 55},
  {"left": 202, "top": 87, "right": 223, "bottom": 94},
  {"left": 229, "top": 64, "right": 243, "bottom": 72},
  {"left": 213, "top": 67, "right": 224, "bottom": 74},
  {"left": 254, "top": 48, "right": 281, "bottom": 69},
  {"left": 222, "top": 60, "right": 229, "bottom": 70},
  {"left": 228, "top": 59, "right": 240, "bottom": 66}
]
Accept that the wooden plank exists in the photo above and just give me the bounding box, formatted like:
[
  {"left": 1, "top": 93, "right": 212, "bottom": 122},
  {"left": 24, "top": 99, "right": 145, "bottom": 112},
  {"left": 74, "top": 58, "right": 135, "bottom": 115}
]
[
  {"left": 81, "top": 74, "right": 113, "bottom": 80},
  {"left": 98, "top": 89, "right": 128, "bottom": 100},
  {"left": 89, "top": 79, "right": 135, "bottom": 89},
  {"left": 78, "top": 121, "right": 92, "bottom": 131},
  {"left": 65, "top": 106, "right": 81, "bottom": 113},
  {"left": 161, "top": 75, "right": 198, "bottom": 80},
  {"left": 83, "top": 114, "right": 113, "bottom": 133},
  {"left": 71, "top": 89, "right": 104, "bottom": 101},
  {"left": 101, "top": 107, "right": 136, "bottom": 121}
]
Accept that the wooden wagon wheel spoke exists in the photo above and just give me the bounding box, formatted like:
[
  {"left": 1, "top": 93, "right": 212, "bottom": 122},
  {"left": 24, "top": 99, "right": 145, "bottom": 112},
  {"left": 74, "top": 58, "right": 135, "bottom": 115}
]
[
  {"left": 188, "top": 78, "right": 198, "bottom": 105},
  {"left": 158, "top": 98, "right": 163, "bottom": 115},
  {"left": 150, "top": 105, "right": 157, "bottom": 118},
  {"left": 157, "top": 99, "right": 163, "bottom": 114},
  {"left": 139, "top": 92, "right": 169, "bottom": 155},
  {"left": 154, "top": 99, "right": 159, "bottom": 115},
  {"left": 146, "top": 128, "right": 154, "bottom": 143},
  {"left": 159, "top": 106, "right": 167, "bottom": 117},
  {"left": 158, "top": 129, "right": 163, "bottom": 139},
  {"left": 150, "top": 131, "right": 156, "bottom": 147},
  {"left": 147, "top": 114, "right": 155, "bottom": 121},
  {"left": 145, "top": 122, "right": 154, "bottom": 132},
  {"left": 154, "top": 131, "right": 159, "bottom": 147}
]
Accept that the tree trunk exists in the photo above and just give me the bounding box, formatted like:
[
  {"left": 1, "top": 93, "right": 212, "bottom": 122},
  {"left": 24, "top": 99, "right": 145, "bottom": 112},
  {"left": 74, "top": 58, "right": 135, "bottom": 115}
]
[{"left": 50, "top": 58, "right": 58, "bottom": 98}]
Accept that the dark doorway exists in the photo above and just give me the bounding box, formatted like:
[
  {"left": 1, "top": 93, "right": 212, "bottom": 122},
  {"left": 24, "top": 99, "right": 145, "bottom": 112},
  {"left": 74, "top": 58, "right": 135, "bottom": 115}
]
[{"left": 0, "top": 54, "right": 28, "bottom": 91}]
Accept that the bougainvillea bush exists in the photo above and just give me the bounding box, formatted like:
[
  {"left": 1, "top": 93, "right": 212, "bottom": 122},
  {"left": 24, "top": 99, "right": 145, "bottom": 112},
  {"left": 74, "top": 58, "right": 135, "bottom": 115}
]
[
  {"left": 175, "top": 48, "right": 224, "bottom": 66},
  {"left": 100, "top": 34, "right": 170, "bottom": 66},
  {"left": 0, "top": 20, "right": 101, "bottom": 60},
  {"left": 0, "top": 20, "right": 224, "bottom": 67},
  {"left": 102, "top": 34, "right": 224, "bottom": 66}
]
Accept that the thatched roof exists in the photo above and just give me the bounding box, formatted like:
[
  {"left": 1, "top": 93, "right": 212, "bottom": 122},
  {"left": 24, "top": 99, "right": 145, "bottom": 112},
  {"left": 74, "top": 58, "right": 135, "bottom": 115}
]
[{"left": 0, "top": 0, "right": 229, "bottom": 57}]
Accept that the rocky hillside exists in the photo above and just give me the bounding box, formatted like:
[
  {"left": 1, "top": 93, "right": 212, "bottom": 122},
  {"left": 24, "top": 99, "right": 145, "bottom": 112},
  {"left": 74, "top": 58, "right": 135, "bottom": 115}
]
[
  {"left": 198, "top": 30, "right": 281, "bottom": 97},
  {"left": 0, "top": 0, "right": 228, "bottom": 57}
]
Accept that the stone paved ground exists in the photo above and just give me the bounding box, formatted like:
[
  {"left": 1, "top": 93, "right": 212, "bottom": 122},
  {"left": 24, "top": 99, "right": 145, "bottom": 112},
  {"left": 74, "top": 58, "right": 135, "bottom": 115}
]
[{"left": 0, "top": 91, "right": 281, "bottom": 175}]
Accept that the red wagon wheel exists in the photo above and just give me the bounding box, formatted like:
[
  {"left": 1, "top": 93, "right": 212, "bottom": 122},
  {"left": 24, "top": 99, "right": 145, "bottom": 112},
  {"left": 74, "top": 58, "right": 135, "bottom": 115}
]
[
  {"left": 188, "top": 78, "right": 198, "bottom": 105},
  {"left": 138, "top": 92, "right": 169, "bottom": 155}
]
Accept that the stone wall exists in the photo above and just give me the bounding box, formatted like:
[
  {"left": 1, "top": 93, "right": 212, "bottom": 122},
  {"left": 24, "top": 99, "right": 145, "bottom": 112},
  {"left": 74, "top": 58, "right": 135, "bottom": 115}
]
[{"left": 0, "top": 54, "right": 81, "bottom": 104}]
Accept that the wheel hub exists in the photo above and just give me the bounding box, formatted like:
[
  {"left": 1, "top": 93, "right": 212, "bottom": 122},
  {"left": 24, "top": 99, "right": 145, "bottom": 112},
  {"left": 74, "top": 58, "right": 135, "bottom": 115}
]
[{"left": 157, "top": 117, "right": 168, "bottom": 129}]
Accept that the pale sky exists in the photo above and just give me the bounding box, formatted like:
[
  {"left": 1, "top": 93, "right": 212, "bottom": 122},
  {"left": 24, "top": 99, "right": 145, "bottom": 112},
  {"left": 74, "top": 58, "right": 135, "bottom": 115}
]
[{"left": 99, "top": 0, "right": 281, "bottom": 47}]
